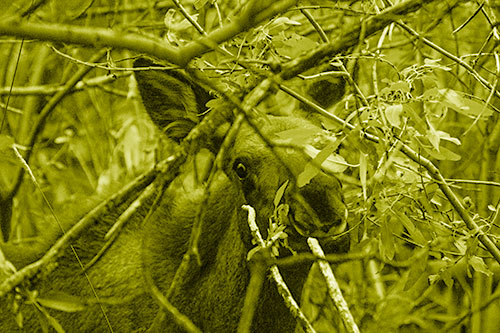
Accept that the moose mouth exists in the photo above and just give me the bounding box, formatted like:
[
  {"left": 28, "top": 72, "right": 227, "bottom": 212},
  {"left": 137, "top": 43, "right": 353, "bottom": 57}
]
[
  {"left": 283, "top": 191, "right": 348, "bottom": 239},
  {"left": 277, "top": 209, "right": 349, "bottom": 253}
]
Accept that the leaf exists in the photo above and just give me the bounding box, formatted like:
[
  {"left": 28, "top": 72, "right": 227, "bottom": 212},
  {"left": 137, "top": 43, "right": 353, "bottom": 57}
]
[
  {"left": 436, "top": 130, "right": 461, "bottom": 146},
  {"left": 390, "top": 81, "right": 411, "bottom": 93},
  {"left": 274, "top": 33, "right": 317, "bottom": 58},
  {"left": 403, "top": 248, "right": 428, "bottom": 291},
  {"left": 469, "top": 256, "right": 493, "bottom": 276},
  {"left": 298, "top": 141, "right": 346, "bottom": 187},
  {"left": 45, "top": 314, "right": 66, "bottom": 333},
  {"left": 297, "top": 163, "right": 320, "bottom": 188},
  {"left": 423, "top": 58, "right": 452, "bottom": 71},
  {"left": 303, "top": 141, "right": 345, "bottom": 170},
  {"left": 425, "top": 121, "right": 440, "bottom": 151},
  {"left": 360, "top": 153, "right": 367, "bottom": 201},
  {"left": 397, "top": 212, "right": 427, "bottom": 245},
  {"left": 385, "top": 104, "right": 403, "bottom": 128},
  {"left": 431, "top": 89, "right": 494, "bottom": 117},
  {"left": 423, "top": 145, "right": 461, "bottom": 161},
  {"left": 37, "top": 292, "right": 86, "bottom": 312},
  {"left": 34, "top": 304, "right": 66, "bottom": 333},
  {"left": 194, "top": 0, "right": 209, "bottom": 10},
  {"left": 404, "top": 104, "right": 427, "bottom": 133},
  {"left": 461, "top": 97, "right": 494, "bottom": 117},
  {"left": 274, "top": 180, "right": 289, "bottom": 207},
  {"left": 425, "top": 120, "right": 462, "bottom": 151},
  {"left": 379, "top": 216, "right": 395, "bottom": 260},
  {"left": 414, "top": 134, "right": 461, "bottom": 161},
  {"left": 266, "top": 17, "right": 301, "bottom": 35},
  {"left": 275, "top": 127, "right": 321, "bottom": 145}
]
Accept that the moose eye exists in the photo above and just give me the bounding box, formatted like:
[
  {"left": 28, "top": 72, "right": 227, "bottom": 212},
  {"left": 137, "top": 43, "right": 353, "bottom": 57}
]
[{"left": 233, "top": 160, "right": 248, "bottom": 179}]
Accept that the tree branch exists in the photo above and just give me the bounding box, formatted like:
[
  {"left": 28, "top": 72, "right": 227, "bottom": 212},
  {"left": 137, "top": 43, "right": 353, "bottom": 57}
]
[
  {"left": 0, "top": 0, "right": 298, "bottom": 67},
  {"left": 279, "top": 0, "right": 439, "bottom": 80},
  {"left": 0, "top": 73, "right": 129, "bottom": 96}
]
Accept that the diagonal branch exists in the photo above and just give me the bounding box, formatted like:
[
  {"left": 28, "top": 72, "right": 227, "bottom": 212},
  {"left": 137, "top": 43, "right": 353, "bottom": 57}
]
[
  {"left": 0, "top": 0, "right": 298, "bottom": 67},
  {"left": 279, "top": 0, "right": 439, "bottom": 80}
]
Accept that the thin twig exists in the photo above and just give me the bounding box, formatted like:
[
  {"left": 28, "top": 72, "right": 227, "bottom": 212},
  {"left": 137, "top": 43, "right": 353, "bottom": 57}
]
[
  {"left": 172, "top": 0, "right": 206, "bottom": 35},
  {"left": 396, "top": 21, "right": 500, "bottom": 100},
  {"left": 144, "top": 269, "right": 202, "bottom": 333},
  {"left": 82, "top": 182, "right": 158, "bottom": 272},
  {"left": 0, "top": 73, "right": 130, "bottom": 96},
  {"left": 242, "top": 205, "right": 316, "bottom": 333}
]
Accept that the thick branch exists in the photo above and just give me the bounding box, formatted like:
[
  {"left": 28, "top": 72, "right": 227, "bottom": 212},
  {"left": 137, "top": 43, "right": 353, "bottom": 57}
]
[
  {"left": 0, "top": 18, "right": 182, "bottom": 64},
  {"left": 280, "top": 0, "right": 438, "bottom": 80},
  {"left": 0, "top": 0, "right": 298, "bottom": 67}
]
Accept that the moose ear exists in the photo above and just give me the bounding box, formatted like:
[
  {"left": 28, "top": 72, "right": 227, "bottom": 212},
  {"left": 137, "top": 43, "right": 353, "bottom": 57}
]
[{"left": 133, "top": 58, "right": 212, "bottom": 142}]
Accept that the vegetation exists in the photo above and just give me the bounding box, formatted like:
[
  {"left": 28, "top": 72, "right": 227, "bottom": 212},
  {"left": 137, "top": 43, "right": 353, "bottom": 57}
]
[{"left": 1, "top": 0, "right": 500, "bottom": 332}]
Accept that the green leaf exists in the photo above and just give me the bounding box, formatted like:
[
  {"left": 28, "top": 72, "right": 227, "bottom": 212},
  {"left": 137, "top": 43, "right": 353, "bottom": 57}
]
[
  {"left": 194, "top": 0, "right": 209, "bottom": 10},
  {"left": 274, "top": 33, "right": 317, "bottom": 58},
  {"left": 425, "top": 121, "right": 440, "bottom": 151},
  {"left": 423, "top": 58, "right": 452, "bottom": 71},
  {"left": 275, "top": 127, "right": 321, "bottom": 145},
  {"left": 404, "top": 104, "right": 427, "bottom": 133},
  {"left": 469, "top": 256, "right": 493, "bottom": 276},
  {"left": 266, "top": 17, "right": 301, "bottom": 35},
  {"left": 297, "top": 163, "right": 320, "bottom": 188},
  {"left": 461, "top": 97, "right": 494, "bottom": 117},
  {"left": 385, "top": 104, "right": 403, "bottom": 127},
  {"left": 403, "top": 248, "right": 428, "bottom": 291},
  {"left": 430, "top": 89, "right": 494, "bottom": 117},
  {"left": 274, "top": 180, "right": 289, "bottom": 207},
  {"left": 439, "top": 267, "right": 455, "bottom": 289},
  {"left": 390, "top": 81, "right": 411, "bottom": 93},
  {"left": 397, "top": 212, "right": 427, "bottom": 245},
  {"left": 32, "top": 299, "right": 66, "bottom": 333},
  {"left": 423, "top": 145, "right": 461, "bottom": 161},
  {"left": 45, "top": 314, "right": 66, "bottom": 333},
  {"left": 37, "top": 292, "right": 86, "bottom": 312},
  {"left": 298, "top": 140, "right": 347, "bottom": 187},
  {"left": 379, "top": 216, "right": 395, "bottom": 260}
]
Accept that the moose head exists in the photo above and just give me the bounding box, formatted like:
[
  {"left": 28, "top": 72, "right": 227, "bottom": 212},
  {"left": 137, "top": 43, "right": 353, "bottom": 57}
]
[{"left": 134, "top": 58, "right": 348, "bottom": 331}]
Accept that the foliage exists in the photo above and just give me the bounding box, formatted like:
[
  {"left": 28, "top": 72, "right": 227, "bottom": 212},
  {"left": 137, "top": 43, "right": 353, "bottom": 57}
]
[{"left": 1, "top": 0, "right": 500, "bottom": 332}]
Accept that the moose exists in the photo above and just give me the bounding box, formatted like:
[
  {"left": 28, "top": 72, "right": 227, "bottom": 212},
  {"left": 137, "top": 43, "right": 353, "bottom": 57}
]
[{"left": 0, "top": 58, "right": 348, "bottom": 332}]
